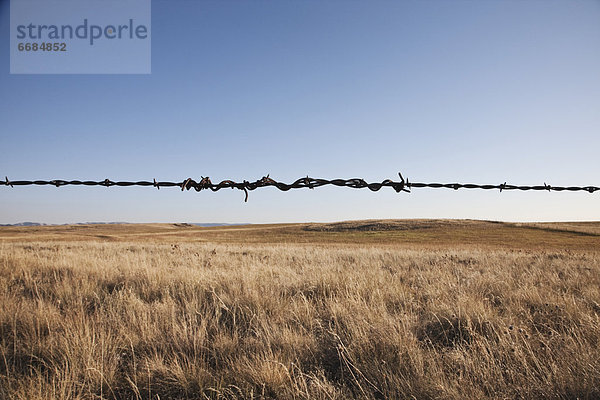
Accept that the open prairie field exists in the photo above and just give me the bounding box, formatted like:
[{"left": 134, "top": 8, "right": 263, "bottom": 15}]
[{"left": 1, "top": 220, "right": 599, "bottom": 399}]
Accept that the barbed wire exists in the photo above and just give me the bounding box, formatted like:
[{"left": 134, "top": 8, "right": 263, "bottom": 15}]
[{"left": 1, "top": 173, "right": 598, "bottom": 202}]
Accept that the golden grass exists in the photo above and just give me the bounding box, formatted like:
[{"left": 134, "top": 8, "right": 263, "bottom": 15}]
[{"left": 1, "top": 220, "right": 599, "bottom": 399}]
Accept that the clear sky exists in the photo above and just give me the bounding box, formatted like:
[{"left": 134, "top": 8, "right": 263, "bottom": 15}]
[{"left": 1, "top": 0, "right": 599, "bottom": 224}]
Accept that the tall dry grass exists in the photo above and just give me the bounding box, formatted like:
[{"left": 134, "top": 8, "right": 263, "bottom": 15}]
[{"left": 1, "top": 241, "right": 599, "bottom": 399}]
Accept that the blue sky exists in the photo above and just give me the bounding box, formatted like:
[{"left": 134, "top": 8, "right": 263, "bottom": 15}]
[{"left": 1, "top": 0, "right": 599, "bottom": 224}]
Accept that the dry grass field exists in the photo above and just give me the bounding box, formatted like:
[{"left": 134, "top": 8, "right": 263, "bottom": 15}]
[{"left": 1, "top": 220, "right": 599, "bottom": 399}]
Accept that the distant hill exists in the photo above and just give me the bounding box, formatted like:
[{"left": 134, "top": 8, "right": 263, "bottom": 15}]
[
  {"left": 0, "top": 222, "right": 48, "bottom": 227},
  {"left": 0, "top": 222, "right": 247, "bottom": 227},
  {"left": 0, "top": 220, "right": 598, "bottom": 250}
]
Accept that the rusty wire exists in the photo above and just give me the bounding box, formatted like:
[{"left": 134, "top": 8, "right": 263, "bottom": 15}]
[{"left": 1, "top": 173, "right": 598, "bottom": 202}]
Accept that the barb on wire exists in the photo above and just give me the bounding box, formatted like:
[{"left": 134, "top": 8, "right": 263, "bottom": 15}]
[{"left": 1, "top": 173, "right": 598, "bottom": 202}]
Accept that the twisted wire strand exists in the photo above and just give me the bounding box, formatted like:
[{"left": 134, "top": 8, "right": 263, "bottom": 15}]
[{"left": 1, "top": 173, "right": 598, "bottom": 202}]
